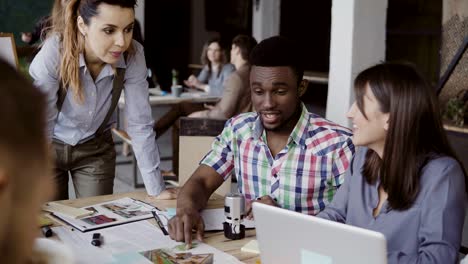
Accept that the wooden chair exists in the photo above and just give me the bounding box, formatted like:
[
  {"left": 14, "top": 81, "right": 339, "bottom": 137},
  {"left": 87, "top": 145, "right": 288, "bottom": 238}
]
[
  {"left": 187, "top": 63, "right": 203, "bottom": 76},
  {"left": 0, "top": 33, "right": 19, "bottom": 69},
  {"left": 461, "top": 245, "right": 468, "bottom": 255},
  {"left": 178, "top": 117, "right": 231, "bottom": 196}
]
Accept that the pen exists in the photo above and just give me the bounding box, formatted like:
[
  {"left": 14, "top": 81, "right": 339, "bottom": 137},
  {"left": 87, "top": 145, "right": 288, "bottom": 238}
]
[{"left": 152, "top": 211, "right": 169, "bottom": 236}]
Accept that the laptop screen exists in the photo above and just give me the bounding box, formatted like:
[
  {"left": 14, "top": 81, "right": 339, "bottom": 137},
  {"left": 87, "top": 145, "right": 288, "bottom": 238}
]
[{"left": 253, "top": 203, "right": 387, "bottom": 264}]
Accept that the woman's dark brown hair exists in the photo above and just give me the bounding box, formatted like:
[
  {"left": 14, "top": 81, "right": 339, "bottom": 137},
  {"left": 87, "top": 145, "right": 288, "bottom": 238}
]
[
  {"left": 354, "top": 62, "right": 467, "bottom": 210},
  {"left": 200, "top": 38, "right": 227, "bottom": 78}
]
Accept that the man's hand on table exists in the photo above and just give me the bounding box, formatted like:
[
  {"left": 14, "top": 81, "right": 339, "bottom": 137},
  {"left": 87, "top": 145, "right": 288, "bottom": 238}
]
[
  {"left": 168, "top": 207, "right": 205, "bottom": 249},
  {"left": 245, "top": 195, "right": 278, "bottom": 220}
]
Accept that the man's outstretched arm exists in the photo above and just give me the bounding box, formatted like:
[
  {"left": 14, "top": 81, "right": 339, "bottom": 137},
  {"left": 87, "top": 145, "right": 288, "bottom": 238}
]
[{"left": 167, "top": 165, "right": 224, "bottom": 248}]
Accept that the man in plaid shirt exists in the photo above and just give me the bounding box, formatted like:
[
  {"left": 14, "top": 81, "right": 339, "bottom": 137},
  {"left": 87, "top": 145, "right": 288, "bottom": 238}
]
[{"left": 168, "top": 36, "right": 355, "bottom": 246}]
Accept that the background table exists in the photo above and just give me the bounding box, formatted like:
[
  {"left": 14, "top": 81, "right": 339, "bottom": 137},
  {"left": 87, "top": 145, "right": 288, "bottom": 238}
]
[{"left": 118, "top": 89, "right": 221, "bottom": 108}]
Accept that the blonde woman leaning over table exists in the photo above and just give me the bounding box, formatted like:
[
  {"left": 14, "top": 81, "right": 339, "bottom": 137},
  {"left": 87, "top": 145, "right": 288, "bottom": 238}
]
[
  {"left": 29, "top": 0, "right": 176, "bottom": 200},
  {"left": 184, "top": 38, "right": 235, "bottom": 96}
]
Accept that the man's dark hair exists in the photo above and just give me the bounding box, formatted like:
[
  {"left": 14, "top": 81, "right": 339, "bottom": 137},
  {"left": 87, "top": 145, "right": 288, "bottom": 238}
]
[
  {"left": 249, "top": 36, "right": 304, "bottom": 84},
  {"left": 232, "top": 35, "right": 257, "bottom": 62}
]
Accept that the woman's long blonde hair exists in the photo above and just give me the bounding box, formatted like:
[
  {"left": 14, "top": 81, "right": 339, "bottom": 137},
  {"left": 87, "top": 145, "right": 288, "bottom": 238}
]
[
  {"left": 41, "top": 0, "right": 68, "bottom": 42},
  {"left": 54, "top": 0, "right": 136, "bottom": 103}
]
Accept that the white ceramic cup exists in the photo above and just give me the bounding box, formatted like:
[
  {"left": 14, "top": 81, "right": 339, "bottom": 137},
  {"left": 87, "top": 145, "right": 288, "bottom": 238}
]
[{"left": 171, "top": 85, "right": 183, "bottom": 97}]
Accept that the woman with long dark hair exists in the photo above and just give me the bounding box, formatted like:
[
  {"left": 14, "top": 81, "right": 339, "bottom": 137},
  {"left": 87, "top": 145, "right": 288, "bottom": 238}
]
[
  {"left": 183, "top": 38, "right": 235, "bottom": 96},
  {"left": 29, "top": 0, "right": 176, "bottom": 200},
  {"left": 318, "top": 62, "right": 467, "bottom": 263}
]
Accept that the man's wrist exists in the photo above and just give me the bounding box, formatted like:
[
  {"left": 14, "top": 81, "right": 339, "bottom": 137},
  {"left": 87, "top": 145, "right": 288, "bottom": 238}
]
[{"left": 176, "top": 206, "right": 199, "bottom": 216}]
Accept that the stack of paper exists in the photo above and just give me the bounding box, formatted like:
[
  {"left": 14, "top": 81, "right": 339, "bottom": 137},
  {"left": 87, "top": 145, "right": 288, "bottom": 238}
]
[
  {"left": 52, "top": 221, "right": 243, "bottom": 263},
  {"left": 49, "top": 197, "right": 155, "bottom": 232},
  {"left": 42, "top": 202, "right": 94, "bottom": 219}
]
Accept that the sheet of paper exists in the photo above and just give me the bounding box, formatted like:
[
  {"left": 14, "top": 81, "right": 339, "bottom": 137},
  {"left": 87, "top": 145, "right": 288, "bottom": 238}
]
[
  {"left": 111, "top": 252, "right": 150, "bottom": 264},
  {"left": 53, "top": 221, "right": 242, "bottom": 263},
  {"left": 52, "top": 197, "right": 155, "bottom": 232},
  {"left": 241, "top": 239, "right": 260, "bottom": 254},
  {"left": 43, "top": 202, "right": 95, "bottom": 219},
  {"left": 49, "top": 227, "right": 114, "bottom": 264}
]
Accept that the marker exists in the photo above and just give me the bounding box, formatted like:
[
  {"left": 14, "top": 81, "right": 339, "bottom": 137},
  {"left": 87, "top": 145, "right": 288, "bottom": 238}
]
[
  {"left": 152, "top": 211, "right": 169, "bottom": 236},
  {"left": 91, "top": 233, "right": 101, "bottom": 247},
  {"left": 41, "top": 226, "right": 53, "bottom": 237}
]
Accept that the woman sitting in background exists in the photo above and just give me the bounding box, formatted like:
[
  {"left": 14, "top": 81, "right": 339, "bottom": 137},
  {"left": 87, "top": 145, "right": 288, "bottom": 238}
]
[
  {"left": 318, "top": 62, "right": 467, "bottom": 263},
  {"left": 21, "top": 0, "right": 68, "bottom": 46},
  {"left": 153, "top": 38, "right": 234, "bottom": 175},
  {"left": 184, "top": 38, "right": 235, "bottom": 96}
]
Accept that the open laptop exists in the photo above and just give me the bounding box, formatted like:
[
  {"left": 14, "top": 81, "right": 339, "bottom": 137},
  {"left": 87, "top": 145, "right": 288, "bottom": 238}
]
[{"left": 253, "top": 203, "right": 387, "bottom": 264}]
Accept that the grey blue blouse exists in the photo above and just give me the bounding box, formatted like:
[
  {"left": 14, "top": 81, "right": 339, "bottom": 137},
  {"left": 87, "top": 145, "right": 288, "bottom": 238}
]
[
  {"left": 197, "top": 63, "right": 235, "bottom": 96},
  {"left": 318, "top": 147, "right": 467, "bottom": 263},
  {"left": 29, "top": 36, "right": 165, "bottom": 196}
]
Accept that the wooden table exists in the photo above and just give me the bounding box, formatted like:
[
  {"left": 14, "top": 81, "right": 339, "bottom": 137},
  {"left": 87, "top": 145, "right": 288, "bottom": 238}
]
[
  {"left": 444, "top": 121, "right": 468, "bottom": 135},
  {"left": 118, "top": 89, "right": 221, "bottom": 108},
  {"left": 46, "top": 191, "right": 260, "bottom": 264},
  {"left": 303, "top": 71, "right": 329, "bottom": 84}
]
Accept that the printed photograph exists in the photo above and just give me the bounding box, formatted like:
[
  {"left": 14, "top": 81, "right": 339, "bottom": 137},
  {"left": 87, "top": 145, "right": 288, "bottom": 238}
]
[
  {"left": 84, "top": 206, "right": 98, "bottom": 215},
  {"left": 140, "top": 248, "right": 213, "bottom": 264},
  {"left": 113, "top": 209, "right": 151, "bottom": 218},
  {"left": 82, "top": 214, "right": 117, "bottom": 226},
  {"left": 102, "top": 203, "right": 128, "bottom": 211},
  {"left": 102, "top": 201, "right": 151, "bottom": 219}
]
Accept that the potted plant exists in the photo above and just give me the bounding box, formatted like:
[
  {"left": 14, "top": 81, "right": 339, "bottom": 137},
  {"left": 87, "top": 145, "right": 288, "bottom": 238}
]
[{"left": 443, "top": 89, "right": 468, "bottom": 127}]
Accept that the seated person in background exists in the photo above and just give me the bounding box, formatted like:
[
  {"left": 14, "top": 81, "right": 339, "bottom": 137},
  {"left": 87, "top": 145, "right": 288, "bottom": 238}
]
[
  {"left": 154, "top": 38, "right": 236, "bottom": 138},
  {"left": 154, "top": 36, "right": 251, "bottom": 175},
  {"left": 317, "top": 62, "right": 467, "bottom": 263},
  {"left": 184, "top": 38, "right": 235, "bottom": 96},
  {"left": 189, "top": 34, "right": 257, "bottom": 119},
  {"left": 21, "top": 16, "right": 51, "bottom": 46},
  {"left": 0, "top": 60, "right": 55, "bottom": 263},
  {"left": 21, "top": 0, "right": 67, "bottom": 46},
  {"left": 168, "top": 36, "right": 355, "bottom": 247}
]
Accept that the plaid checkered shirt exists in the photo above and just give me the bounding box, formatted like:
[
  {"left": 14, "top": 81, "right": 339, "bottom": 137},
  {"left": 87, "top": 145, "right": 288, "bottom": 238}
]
[{"left": 201, "top": 103, "right": 355, "bottom": 215}]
